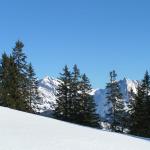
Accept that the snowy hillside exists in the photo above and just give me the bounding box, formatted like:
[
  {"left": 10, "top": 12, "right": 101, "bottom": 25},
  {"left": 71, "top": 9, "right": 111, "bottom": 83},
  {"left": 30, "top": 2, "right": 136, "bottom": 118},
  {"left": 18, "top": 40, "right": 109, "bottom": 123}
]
[
  {"left": 38, "top": 76, "right": 139, "bottom": 117},
  {"left": 0, "top": 106, "right": 149, "bottom": 150}
]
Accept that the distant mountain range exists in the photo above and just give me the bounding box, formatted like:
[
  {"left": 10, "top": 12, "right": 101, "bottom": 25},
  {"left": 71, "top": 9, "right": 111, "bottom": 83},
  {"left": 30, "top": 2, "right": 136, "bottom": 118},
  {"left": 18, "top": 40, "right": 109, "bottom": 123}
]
[{"left": 37, "top": 76, "right": 139, "bottom": 117}]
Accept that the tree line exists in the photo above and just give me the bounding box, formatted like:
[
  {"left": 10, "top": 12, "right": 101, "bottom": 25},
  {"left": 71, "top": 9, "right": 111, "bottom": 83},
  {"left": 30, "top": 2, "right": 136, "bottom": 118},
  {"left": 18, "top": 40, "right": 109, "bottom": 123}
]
[{"left": 0, "top": 41, "right": 149, "bottom": 138}]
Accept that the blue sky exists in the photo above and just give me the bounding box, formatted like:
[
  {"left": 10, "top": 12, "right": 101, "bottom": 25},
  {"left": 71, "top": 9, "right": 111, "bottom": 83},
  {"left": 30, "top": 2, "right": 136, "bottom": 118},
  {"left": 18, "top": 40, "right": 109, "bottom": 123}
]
[{"left": 0, "top": 0, "right": 150, "bottom": 88}]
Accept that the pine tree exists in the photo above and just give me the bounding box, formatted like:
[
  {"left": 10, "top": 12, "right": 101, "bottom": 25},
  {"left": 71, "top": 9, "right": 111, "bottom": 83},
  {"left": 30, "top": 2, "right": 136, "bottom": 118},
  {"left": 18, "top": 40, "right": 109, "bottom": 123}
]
[
  {"left": 126, "top": 88, "right": 136, "bottom": 131},
  {"left": 130, "top": 71, "right": 150, "bottom": 137},
  {"left": 130, "top": 84, "right": 145, "bottom": 136},
  {"left": 27, "top": 63, "right": 40, "bottom": 113},
  {"left": 0, "top": 53, "right": 19, "bottom": 109},
  {"left": 71, "top": 64, "right": 81, "bottom": 122},
  {"left": 0, "top": 53, "right": 11, "bottom": 107},
  {"left": 12, "top": 41, "right": 29, "bottom": 111},
  {"left": 54, "top": 65, "right": 100, "bottom": 128},
  {"left": 54, "top": 65, "right": 73, "bottom": 121},
  {"left": 78, "top": 73, "right": 100, "bottom": 128},
  {"left": 105, "top": 70, "right": 125, "bottom": 132}
]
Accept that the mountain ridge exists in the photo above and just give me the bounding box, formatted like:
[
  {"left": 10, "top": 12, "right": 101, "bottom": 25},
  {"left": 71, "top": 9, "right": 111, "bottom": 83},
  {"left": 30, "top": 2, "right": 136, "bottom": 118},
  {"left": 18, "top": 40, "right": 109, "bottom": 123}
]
[{"left": 37, "top": 76, "right": 139, "bottom": 117}]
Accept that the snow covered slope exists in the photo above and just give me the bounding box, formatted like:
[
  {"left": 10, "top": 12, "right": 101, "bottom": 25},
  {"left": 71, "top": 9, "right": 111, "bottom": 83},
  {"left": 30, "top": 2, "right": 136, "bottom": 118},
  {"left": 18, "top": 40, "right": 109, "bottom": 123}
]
[
  {"left": 38, "top": 76, "right": 139, "bottom": 117},
  {"left": 0, "top": 106, "right": 149, "bottom": 150}
]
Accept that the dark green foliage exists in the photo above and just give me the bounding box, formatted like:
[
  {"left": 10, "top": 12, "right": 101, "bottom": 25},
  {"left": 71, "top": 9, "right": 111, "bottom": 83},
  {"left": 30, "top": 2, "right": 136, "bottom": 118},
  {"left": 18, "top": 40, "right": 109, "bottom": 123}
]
[
  {"left": 78, "top": 74, "right": 100, "bottom": 128},
  {"left": 0, "top": 41, "right": 39, "bottom": 113},
  {"left": 11, "top": 41, "right": 29, "bottom": 111},
  {"left": 54, "top": 65, "right": 73, "bottom": 121},
  {"left": 106, "top": 70, "right": 125, "bottom": 132},
  {"left": 130, "top": 71, "right": 150, "bottom": 137},
  {"left": 0, "top": 53, "right": 18, "bottom": 108},
  {"left": 27, "top": 63, "right": 40, "bottom": 113},
  {"left": 126, "top": 88, "right": 136, "bottom": 130},
  {"left": 54, "top": 65, "right": 100, "bottom": 128}
]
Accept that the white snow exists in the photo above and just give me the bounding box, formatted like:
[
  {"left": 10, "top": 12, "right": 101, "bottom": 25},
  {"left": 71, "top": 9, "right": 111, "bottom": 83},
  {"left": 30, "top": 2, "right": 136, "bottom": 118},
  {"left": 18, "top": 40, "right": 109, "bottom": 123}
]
[{"left": 0, "top": 106, "right": 149, "bottom": 150}]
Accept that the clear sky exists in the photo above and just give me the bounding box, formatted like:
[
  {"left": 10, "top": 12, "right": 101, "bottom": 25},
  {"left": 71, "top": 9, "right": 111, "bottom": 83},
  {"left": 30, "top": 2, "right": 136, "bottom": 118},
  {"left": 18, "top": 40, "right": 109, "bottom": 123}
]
[{"left": 0, "top": 0, "right": 150, "bottom": 88}]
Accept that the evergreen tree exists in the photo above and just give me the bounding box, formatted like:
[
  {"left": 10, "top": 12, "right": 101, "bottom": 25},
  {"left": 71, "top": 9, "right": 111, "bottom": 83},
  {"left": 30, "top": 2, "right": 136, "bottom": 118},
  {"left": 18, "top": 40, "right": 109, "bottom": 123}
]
[
  {"left": 130, "top": 84, "right": 145, "bottom": 136},
  {"left": 0, "top": 53, "right": 11, "bottom": 107},
  {"left": 0, "top": 53, "right": 19, "bottom": 109},
  {"left": 105, "top": 70, "right": 125, "bottom": 132},
  {"left": 71, "top": 64, "right": 81, "bottom": 121},
  {"left": 54, "top": 65, "right": 73, "bottom": 121},
  {"left": 54, "top": 65, "right": 100, "bottom": 128},
  {"left": 27, "top": 63, "right": 40, "bottom": 113},
  {"left": 78, "top": 73, "right": 100, "bottom": 128},
  {"left": 126, "top": 88, "right": 136, "bottom": 130},
  {"left": 130, "top": 71, "right": 150, "bottom": 137},
  {"left": 12, "top": 41, "right": 29, "bottom": 111}
]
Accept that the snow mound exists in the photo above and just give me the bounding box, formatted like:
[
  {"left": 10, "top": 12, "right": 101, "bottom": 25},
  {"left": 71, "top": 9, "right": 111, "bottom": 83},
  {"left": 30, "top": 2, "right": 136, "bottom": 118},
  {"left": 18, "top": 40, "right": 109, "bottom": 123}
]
[{"left": 0, "top": 106, "right": 149, "bottom": 150}]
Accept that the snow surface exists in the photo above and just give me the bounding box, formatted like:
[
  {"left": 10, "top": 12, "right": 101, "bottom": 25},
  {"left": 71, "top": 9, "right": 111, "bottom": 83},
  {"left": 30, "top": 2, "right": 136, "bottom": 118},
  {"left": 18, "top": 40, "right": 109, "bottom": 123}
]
[
  {"left": 38, "top": 76, "right": 139, "bottom": 117},
  {"left": 0, "top": 106, "right": 149, "bottom": 150}
]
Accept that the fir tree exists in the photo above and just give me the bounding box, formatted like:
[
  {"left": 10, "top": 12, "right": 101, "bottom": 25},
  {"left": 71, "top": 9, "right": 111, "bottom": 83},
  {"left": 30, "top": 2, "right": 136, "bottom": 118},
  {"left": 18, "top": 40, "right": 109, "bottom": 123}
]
[
  {"left": 0, "top": 53, "right": 19, "bottom": 109},
  {"left": 126, "top": 88, "right": 136, "bottom": 130},
  {"left": 105, "top": 70, "right": 125, "bottom": 132},
  {"left": 54, "top": 65, "right": 73, "bottom": 121},
  {"left": 130, "top": 84, "right": 145, "bottom": 136},
  {"left": 27, "top": 63, "right": 40, "bottom": 113},
  {"left": 0, "top": 53, "right": 11, "bottom": 107},
  {"left": 78, "top": 73, "right": 100, "bottom": 128},
  {"left": 12, "top": 41, "right": 29, "bottom": 111},
  {"left": 130, "top": 71, "right": 150, "bottom": 137},
  {"left": 71, "top": 64, "right": 81, "bottom": 121}
]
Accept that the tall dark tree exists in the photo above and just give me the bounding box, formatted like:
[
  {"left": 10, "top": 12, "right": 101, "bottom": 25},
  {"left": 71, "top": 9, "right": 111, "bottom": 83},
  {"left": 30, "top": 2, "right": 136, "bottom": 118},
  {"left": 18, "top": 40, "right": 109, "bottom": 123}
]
[
  {"left": 54, "top": 65, "right": 73, "bottom": 121},
  {"left": 54, "top": 65, "right": 100, "bottom": 128},
  {"left": 0, "top": 53, "right": 19, "bottom": 109},
  {"left": 130, "top": 71, "right": 150, "bottom": 137},
  {"left": 105, "top": 70, "right": 125, "bottom": 132},
  {"left": 27, "top": 63, "right": 40, "bottom": 112},
  {"left": 12, "top": 41, "right": 29, "bottom": 111},
  {"left": 78, "top": 73, "right": 100, "bottom": 127},
  {"left": 0, "top": 53, "right": 11, "bottom": 107},
  {"left": 126, "top": 88, "right": 136, "bottom": 130},
  {"left": 71, "top": 64, "right": 81, "bottom": 121}
]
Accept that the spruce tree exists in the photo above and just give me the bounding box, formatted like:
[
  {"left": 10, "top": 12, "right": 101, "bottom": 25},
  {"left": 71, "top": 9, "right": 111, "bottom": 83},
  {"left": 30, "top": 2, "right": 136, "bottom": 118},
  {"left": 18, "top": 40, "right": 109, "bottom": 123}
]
[
  {"left": 130, "top": 71, "right": 150, "bottom": 137},
  {"left": 105, "top": 70, "right": 125, "bottom": 132},
  {"left": 12, "top": 41, "right": 29, "bottom": 111},
  {"left": 71, "top": 64, "right": 81, "bottom": 121},
  {"left": 78, "top": 73, "right": 100, "bottom": 128},
  {"left": 126, "top": 88, "right": 136, "bottom": 130},
  {"left": 130, "top": 84, "right": 145, "bottom": 136},
  {"left": 0, "top": 53, "right": 19, "bottom": 109},
  {"left": 27, "top": 63, "right": 40, "bottom": 113},
  {"left": 0, "top": 53, "right": 11, "bottom": 107},
  {"left": 54, "top": 65, "right": 100, "bottom": 128},
  {"left": 54, "top": 65, "right": 73, "bottom": 121}
]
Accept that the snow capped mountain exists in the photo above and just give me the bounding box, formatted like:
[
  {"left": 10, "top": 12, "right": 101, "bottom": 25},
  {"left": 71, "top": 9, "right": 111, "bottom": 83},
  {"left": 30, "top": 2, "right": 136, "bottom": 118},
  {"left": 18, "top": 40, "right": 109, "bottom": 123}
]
[
  {"left": 38, "top": 76, "right": 139, "bottom": 117},
  {"left": 37, "top": 76, "right": 60, "bottom": 113},
  {"left": 0, "top": 106, "right": 149, "bottom": 150},
  {"left": 91, "top": 78, "right": 139, "bottom": 117}
]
